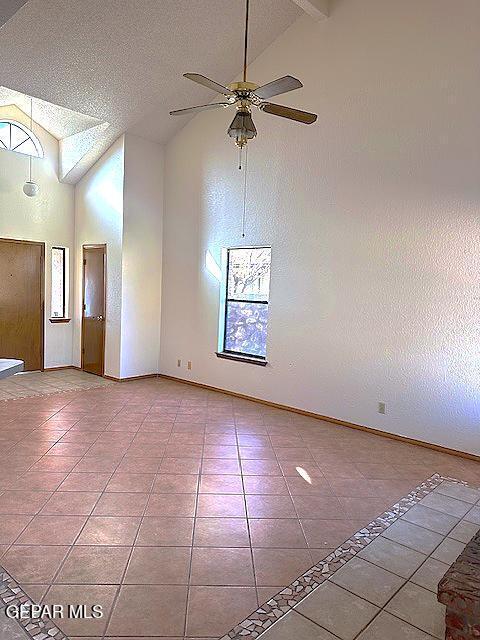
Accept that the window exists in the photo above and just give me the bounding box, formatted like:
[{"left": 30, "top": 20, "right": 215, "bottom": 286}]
[
  {"left": 51, "top": 247, "right": 67, "bottom": 318},
  {"left": 0, "top": 120, "right": 43, "bottom": 158},
  {"left": 222, "top": 247, "right": 271, "bottom": 360}
]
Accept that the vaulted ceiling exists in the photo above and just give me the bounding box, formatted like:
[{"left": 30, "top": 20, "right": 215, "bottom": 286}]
[{"left": 0, "top": 0, "right": 302, "bottom": 182}]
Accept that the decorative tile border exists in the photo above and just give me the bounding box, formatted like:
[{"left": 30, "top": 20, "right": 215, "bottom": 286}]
[
  {"left": 0, "top": 570, "right": 67, "bottom": 640},
  {"left": 0, "top": 473, "right": 473, "bottom": 640},
  {"left": 220, "top": 473, "right": 471, "bottom": 640}
]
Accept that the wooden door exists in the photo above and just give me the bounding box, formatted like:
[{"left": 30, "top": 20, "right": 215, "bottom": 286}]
[
  {"left": 0, "top": 238, "right": 44, "bottom": 371},
  {"left": 82, "top": 245, "right": 106, "bottom": 376}
]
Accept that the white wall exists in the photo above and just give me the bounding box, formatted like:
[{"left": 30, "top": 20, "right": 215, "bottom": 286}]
[
  {"left": 121, "top": 134, "right": 163, "bottom": 378},
  {"left": 0, "top": 105, "right": 75, "bottom": 368},
  {"left": 73, "top": 136, "right": 125, "bottom": 377},
  {"left": 73, "top": 133, "right": 163, "bottom": 379},
  {"left": 160, "top": 0, "right": 480, "bottom": 455}
]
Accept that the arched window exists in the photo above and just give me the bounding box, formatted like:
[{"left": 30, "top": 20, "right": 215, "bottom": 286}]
[{"left": 0, "top": 120, "right": 43, "bottom": 158}]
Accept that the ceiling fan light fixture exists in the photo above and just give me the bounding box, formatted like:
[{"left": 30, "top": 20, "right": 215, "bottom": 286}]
[
  {"left": 227, "top": 110, "right": 257, "bottom": 148},
  {"left": 170, "top": 0, "right": 317, "bottom": 152},
  {"left": 23, "top": 97, "right": 40, "bottom": 197},
  {"left": 23, "top": 180, "right": 40, "bottom": 197}
]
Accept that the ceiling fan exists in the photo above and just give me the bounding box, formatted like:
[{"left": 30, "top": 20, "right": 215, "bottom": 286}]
[{"left": 169, "top": 0, "right": 317, "bottom": 149}]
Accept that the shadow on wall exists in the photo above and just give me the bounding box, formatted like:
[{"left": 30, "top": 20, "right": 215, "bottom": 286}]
[{"left": 86, "top": 148, "right": 124, "bottom": 217}]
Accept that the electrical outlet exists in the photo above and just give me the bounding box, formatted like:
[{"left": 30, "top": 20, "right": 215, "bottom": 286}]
[
  {"left": 177, "top": 359, "right": 181, "bottom": 368},
  {"left": 187, "top": 361, "right": 192, "bottom": 370},
  {"left": 378, "top": 402, "right": 386, "bottom": 415}
]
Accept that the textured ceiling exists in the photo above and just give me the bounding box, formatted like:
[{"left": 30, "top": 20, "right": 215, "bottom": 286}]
[
  {"left": 0, "top": 0, "right": 28, "bottom": 28},
  {"left": 0, "top": 0, "right": 301, "bottom": 181},
  {"left": 0, "top": 86, "right": 101, "bottom": 139}
]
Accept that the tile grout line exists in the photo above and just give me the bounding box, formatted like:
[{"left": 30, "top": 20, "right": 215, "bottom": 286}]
[
  {"left": 269, "top": 429, "right": 325, "bottom": 567},
  {"left": 237, "top": 408, "right": 263, "bottom": 610},
  {"left": 181, "top": 388, "right": 204, "bottom": 640},
  {"left": 0, "top": 380, "right": 479, "bottom": 640},
  {"left": 99, "top": 396, "right": 168, "bottom": 640},
  {"left": 219, "top": 473, "right": 477, "bottom": 640},
  {"left": 40, "top": 394, "right": 142, "bottom": 620}
]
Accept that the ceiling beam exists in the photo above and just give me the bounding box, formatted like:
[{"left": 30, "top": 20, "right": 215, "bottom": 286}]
[
  {"left": 0, "top": 0, "right": 29, "bottom": 29},
  {"left": 291, "top": 0, "right": 329, "bottom": 21}
]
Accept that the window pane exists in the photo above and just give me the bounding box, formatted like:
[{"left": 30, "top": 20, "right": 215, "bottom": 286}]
[
  {"left": 14, "top": 138, "right": 37, "bottom": 156},
  {"left": 225, "top": 301, "right": 268, "bottom": 358},
  {"left": 10, "top": 124, "right": 29, "bottom": 150},
  {"left": 227, "top": 247, "right": 271, "bottom": 301},
  {"left": 0, "top": 123, "right": 9, "bottom": 148},
  {"left": 0, "top": 121, "right": 43, "bottom": 157},
  {"left": 51, "top": 248, "right": 65, "bottom": 318}
]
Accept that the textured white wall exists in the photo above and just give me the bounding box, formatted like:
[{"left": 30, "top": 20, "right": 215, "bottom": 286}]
[
  {"left": 73, "top": 136, "right": 125, "bottom": 377},
  {"left": 0, "top": 105, "right": 74, "bottom": 368},
  {"left": 160, "top": 0, "right": 480, "bottom": 455},
  {"left": 121, "top": 134, "right": 163, "bottom": 378}
]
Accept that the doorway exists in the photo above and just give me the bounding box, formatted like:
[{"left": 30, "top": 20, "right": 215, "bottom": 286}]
[
  {"left": 81, "top": 244, "right": 106, "bottom": 376},
  {"left": 0, "top": 238, "right": 44, "bottom": 371}
]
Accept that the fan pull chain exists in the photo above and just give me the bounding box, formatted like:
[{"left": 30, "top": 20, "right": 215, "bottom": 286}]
[{"left": 241, "top": 146, "right": 248, "bottom": 238}]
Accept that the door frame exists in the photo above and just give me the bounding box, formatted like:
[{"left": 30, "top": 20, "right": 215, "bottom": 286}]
[
  {"left": 0, "top": 237, "right": 45, "bottom": 371},
  {"left": 81, "top": 244, "right": 106, "bottom": 376}
]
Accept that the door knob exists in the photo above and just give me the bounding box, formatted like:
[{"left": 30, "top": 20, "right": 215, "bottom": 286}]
[{"left": 97, "top": 315, "right": 104, "bottom": 321}]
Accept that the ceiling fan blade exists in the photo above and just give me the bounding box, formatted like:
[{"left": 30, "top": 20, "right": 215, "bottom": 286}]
[
  {"left": 260, "top": 102, "right": 317, "bottom": 124},
  {"left": 254, "top": 75, "right": 303, "bottom": 100},
  {"left": 184, "top": 73, "right": 233, "bottom": 96},
  {"left": 170, "top": 102, "right": 230, "bottom": 116}
]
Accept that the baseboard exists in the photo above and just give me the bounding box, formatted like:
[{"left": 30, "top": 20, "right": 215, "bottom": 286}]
[
  {"left": 103, "top": 373, "right": 160, "bottom": 382},
  {"left": 43, "top": 368, "right": 158, "bottom": 382},
  {"left": 159, "top": 374, "right": 480, "bottom": 463},
  {"left": 44, "top": 365, "right": 81, "bottom": 372}
]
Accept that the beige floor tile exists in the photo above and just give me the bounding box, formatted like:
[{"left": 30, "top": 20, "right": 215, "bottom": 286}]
[
  {"left": 0, "top": 374, "right": 478, "bottom": 640},
  {"left": 381, "top": 519, "right": 443, "bottom": 555},
  {"left": 137, "top": 516, "right": 194, "bottom": 546},
  {"left": 401, "top": 504, "right": 458, "bottom": 535},
  {"left": 330, "top": 556, "right": 405, "bottom": 606},
  {"left": 357, "top": 537, "right": 427, "bottom": 579},
  {"left": 190, "top": 547, "right": 254, "bottom": 586},
  {"left": 410, "top": 557, "right": 450, "bottom": 593},
  {"left": 434, "top": 481, "right": 480, "bottom": 504},
  {"left": 385, "top": 583, "right": 446, "bottom": 638},
  {"left": 418, "top": 493, "right": 471, "bottom": 518},
  {"left": 253, "top": 548, "right": 313, "bottom": 586},
  {"left": 55, "top": 545, "right": 130, "bottom": 584},
  {"left": 259, "top": 611, "right": 338, "bottom": 640},
  {"left": 2, "top": 545, "right": 69, "bottom": 583},
  {"left": 357, "top": 610, "right": 438, "bottom": 640},
  {"left": 448, "top": 519, "right": 479, "bottom": 543},
  {"left": 124, "top": 546, "right": 191, "bottom": 584},
  {"left": 249, "top": 518, "right": 308, "bottom": 548},
  {"left": 193, "top": 517, "right": 250, "bottom": 547},
  {"left": 464, "top": 505, "right": 480, "bottom": 524},
  {"left": 44, "top": 584, "right": 117, "bottom": 636},
  {"left": 107, "top": 585, "right": 188, "bottom": 637},
  {"left": 295, "top": 582, "right": 379, "bottom": 640},
  {"left": 430, "top": 537, "right": 466, "bottom": 564},
  {"left": 186, "top": 586, "right": 257, "bottom": 637}
]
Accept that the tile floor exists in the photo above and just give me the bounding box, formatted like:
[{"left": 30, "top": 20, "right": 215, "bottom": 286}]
[
  {"left": 0, "top": 372, "right": 478, "bottom": 639},
  {"left": 0, "top": 606, "right": 29, "bottom": 639},
  {"left": 0, "top": 369, "right": 112, "bottom": 401},
  {"left": 260, "top": 480, "right": 480, "bottom": 640}
]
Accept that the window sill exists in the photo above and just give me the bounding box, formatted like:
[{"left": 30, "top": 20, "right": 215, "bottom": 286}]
[
  {"left": 49, "top": 318, "right": 71, "bottom": 324},
  {"left": 216, "top": 352, "right": 268, "bottom": 366}
]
